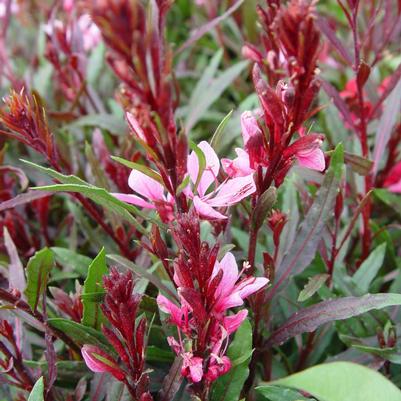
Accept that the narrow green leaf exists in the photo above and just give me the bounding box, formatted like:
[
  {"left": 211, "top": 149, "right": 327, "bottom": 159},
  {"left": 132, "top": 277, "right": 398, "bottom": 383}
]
[
  {"left": 47, "top": 318, "right": 112, "bottom": 352},
  {"left": 24, "top": 248, "right": 54, "bottom": 312},
  {"left": 34, "top": 183, "right": 148, "bottom": 232},
  {"left": 65, "top": 114, "right": 127, "bottom": 134},
  {"left": 82, "top": 248, "right": 108, "bottom": 329},
  {"left": 189, "top": 140, "right": 206, "bottom": 193},
  {"left": 87, "top": 42, "right": 105, "bottom": 84},
  {"left": 111, "top": 156, "right": 164, "bottom": 185},
  {"left": 298, "top": 274, "right": 330, "bottom": 302},
  {"left": 344, "top": 151, "right": 373, "bottom": 176},
  {"left": 373, "top": 75, "right": 401, "bottom": 175},
  {"left": 251, "top": 187, "right": 277, "bottom": 231},
  {"left": 270, "top": 143, "right": 344, "bottom": 301},
  {"left": 211, "top": 319, "right": 253, "bottom": 401},
  {"left": 269, "top": 362, "right": 401, "bottom": 401},
  {"left": 210, "top": 110, "right": 234, "bottom": 153},
  {"left": 185, "top": 54, "right": 249, "bottom": 131},
  {"left": 51, "top": 247, "right": 92, "bottom": 276},
  {"left": 85, "top": 141, "right": 110, "bottom": 190},
  {"left": 28, "top": 377, "right": 44, "bottom": 401},
  {"left": 23, "top": 159, "right": 165, "bottom": 233},
  {"left": 352, "top": 243, "right": 386, "bottom": 292}
]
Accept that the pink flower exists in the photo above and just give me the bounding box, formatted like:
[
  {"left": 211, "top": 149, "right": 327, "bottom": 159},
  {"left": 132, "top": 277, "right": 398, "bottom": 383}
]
[
  {"left": 205, "top": 356, "right": 231, "bottom": 382},
  {"left": 44, "top": 14, "right": 101, "bottom": 53},
  {"left": 81, "top": 345, "right": 125, "bottom": 381},
  {"left": 187, "top": 141, "right": 256, "bottom": 219},
  {"left": 62, "top": 0, "right": 74, "bottom": 12},
  {"left": 113, "top": 170, "right": 175, "bottom": 222},
  {"left": 284, "top": 131, "right": 326, "bottom": 172},
  {"left": 383, "top": 161, "right": 401, "bottom": 192},
  {"left": 221, "top": 148, "right": 253, "bottom": 178},
  {"left": 181, "top": 353, "right": 204, "bottom": 383},
  {"left": 157, "top": 293, "right": 191, "bottom": 333},
  {"left": 210, "top": 252, "right": 269, "bottom": 314},
  {"left": 0, "top": 0, "right": 18, "bottom": 18},
  {"left": 223, "top": 111, "right": 325, "bottom": 177},
  {"left": 77, "top": 15, "right": 101, "bottom": 51},
  {"left": 157, "top": 252, "right": 268, "bottom": 323},
  {"left": 115, "top": 141, "right": 256, "bottom": 221}
]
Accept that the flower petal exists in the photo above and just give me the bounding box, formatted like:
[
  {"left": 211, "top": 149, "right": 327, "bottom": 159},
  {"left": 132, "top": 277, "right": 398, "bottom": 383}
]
[
  {"left": 188, "top": 357, "right": 204, "bottom": 383},
  {"left": 223, "top": 310, "right": 248, "bottom": 334},
  {"left": 296, "top": 148, "right": 326, "bottom": 172},
  {"left": 126, "top": 112, "right": 146, "bottom": 141},
  {"left": 128, "top": 170, "right": 165, "bottom": 202},
  {"left": 237, "top": 277, "right": 269, "bottom": 300},
  {"left": 207, "top": 175, "right": 256, "bottom": 207},
  {"left": 188, "top": 141, "right": 220, "bottom": 196},
  {"left": 241, "top": 111, "right": 261, "bottom": 145},
  {"left": 113, "top": 193, "right": 155, "bottom": 209},
  {"left": 157, "top": 294, "right": 184, "bottom": 327},
  {"left": 222, "top": 148, "right": 254, "bottom": 178},
  {"left": 214, "top": 252, "right": 239, "bottom": 298},
  {"left": 193, "top": 196, "right": 227, "bottom": 220},
  {"left": 81, "top": 345, "right": 125, "bottom": 381}
]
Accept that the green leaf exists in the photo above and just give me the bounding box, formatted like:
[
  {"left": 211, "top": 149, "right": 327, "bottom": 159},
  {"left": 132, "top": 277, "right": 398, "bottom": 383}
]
[
  {"left": 210, "top": 110, "right": 234, "bottom": 153},
  {"left": 267, "top": 293, "right": 401, "bottom": 346},
  {"left": 211, "top": 319, "right": 253, "bottom": 401},
  {"left": 87, "top": 42, "right": 105, "bottom": 84},
  {"left": 35, "top": 183, "right": 147, "bottom": 230},
  {"left": 146, "top": 346, "right": 174, "bottom": 363},
  {"left": 65, "top": 114, "right": 127, "bottom": 134},
  {"left": 82, "top": 248, "right": 108, "bottom": 329},
  {"left": 352, "top": 243, "right": 386, "bottom": 292},
  {"left": 51, "top": 247, "right": 92, "bottom": 276},
  {"left": 48, "top": 318, "right": 112, "bottom": 352},
  {"left": 111, "top": 156, "right": 165, "bottom": 185},
  {"left": 256, "top": 385, "right": 314, "bottom": 401},
  {"left": 189, "top": 140, "right": 207, "bottom": 192},
  {"left": 22, "top": 160, "right": 164, "bottom": 233},
  {"left": 298, "top": 274, "right": 330, "bottom": 302},
  {"left": 269, "top": 143, "right": 344, "bottom": 301},
  {"left": 343, "top": 151, "right": 373, "bottom": 176},
  {"left": 185, "top": 51, "right": 249, "bottom": 131},
  {"left": 269, "top": 362, "right": 401, "bottom": 401},
  {"left": 373, "top": 188, "right": 401, "bottom": 217},
  {"left": 28, "top": 377, "right": 44, "bottom": 401},
  {"left": 24, "top": 248, "right": 54, "bottom": 312},
  {"left": 373, "top": 74, "right": 401, "bottom": 174}
]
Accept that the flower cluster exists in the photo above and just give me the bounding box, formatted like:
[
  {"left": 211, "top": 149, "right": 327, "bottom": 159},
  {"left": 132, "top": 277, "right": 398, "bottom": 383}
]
[
  {"left": 0, "top": 319, "right": 35, "bottom": 392},
  {"left": 114, "top": 139, "right": 256, "bottom": 221},
  {"left": 242, "top": 0, "right": 324, "bottom": 192},
  {"left": 81, "top": 268, "right": 152, "bottom": 401},
  {"left": 44, "top": 3, "right": 100, "bottom": 103},
  {"left": 0, "top": 90, "right": 58, "bottom": 165},
  {"left": 156, "top": 211, "right": 268, "bottom": 395}
]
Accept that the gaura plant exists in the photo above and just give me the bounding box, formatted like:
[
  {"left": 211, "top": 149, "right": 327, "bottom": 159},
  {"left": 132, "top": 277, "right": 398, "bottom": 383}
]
[{"left": 1, "top": 0, "right": 401, "bottom": 401}]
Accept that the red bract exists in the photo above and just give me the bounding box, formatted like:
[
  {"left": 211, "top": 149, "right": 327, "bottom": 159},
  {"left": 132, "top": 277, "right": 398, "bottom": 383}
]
[
  {"left": 156, "top": 211, "right": 268, "bottom": 396},
  {"left": 0, "top": 90, "right": 58, "bottom": 165},
  {"left": 50, "top": 286, "right": 83, "bottom": 323},
  {"left": 0, "top": 319, "right": 35, "bottom": 392},
  {"left": 89, "top": 0, "right": 185, "bottom": 201},
  {"left": 81, "top": 268, "right": 153, "bottom": 400}
]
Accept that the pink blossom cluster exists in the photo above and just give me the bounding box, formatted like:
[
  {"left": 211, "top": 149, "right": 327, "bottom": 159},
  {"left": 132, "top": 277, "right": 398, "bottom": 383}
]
[
  {"left": 114, "top": 110, "right": 325, "bottom": 222},
  {"left": 155, "top": 212, "right": 268, "bottom": 385}
]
